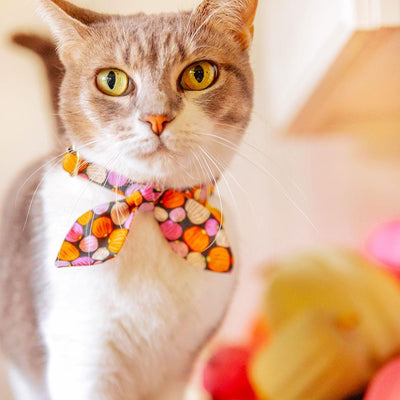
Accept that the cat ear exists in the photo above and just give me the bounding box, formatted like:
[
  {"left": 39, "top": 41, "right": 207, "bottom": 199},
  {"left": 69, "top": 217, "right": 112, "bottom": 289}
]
[
  {"left": 195, "top": 0, "right": 258, "bottom": 50},
  {"left": 37, "top": 0, "right": 108, "bottom": 59}
]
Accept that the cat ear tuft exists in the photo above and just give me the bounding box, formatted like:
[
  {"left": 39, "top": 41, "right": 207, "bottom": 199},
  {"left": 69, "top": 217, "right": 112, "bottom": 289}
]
[
  {"left": 195, "top": 0, "right": 258, "bottom": 50},
  {"left": 36, "top": 0, "right": 108, "bottom": 59}
]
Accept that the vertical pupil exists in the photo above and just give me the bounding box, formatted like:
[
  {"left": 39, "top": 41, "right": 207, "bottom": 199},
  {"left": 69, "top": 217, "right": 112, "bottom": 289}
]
[
  {"left": 107, "top": 71, "right": 116, "bottom": 90},
  {"left": 194, "top": 65, "right": 204, "bottom": 83}
]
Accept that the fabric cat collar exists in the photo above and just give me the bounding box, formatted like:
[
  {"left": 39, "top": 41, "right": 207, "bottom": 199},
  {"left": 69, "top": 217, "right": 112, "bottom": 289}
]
[{"left": 56, "top": 147, "right": 233, "bottom": 272}]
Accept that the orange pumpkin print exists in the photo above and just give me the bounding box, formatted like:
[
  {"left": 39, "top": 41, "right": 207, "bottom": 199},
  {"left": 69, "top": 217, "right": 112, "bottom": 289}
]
[
  {"left": 77, "top": 210, "right": 94, "bottom": 226},
  {"left": 207, "top": 247, "right": 231, "bottom": 272},
  {"left": 108, "top": 229, "right": 128, "bottom": 253},
  {"left": 62, "top": 152, "right": 78, "bottom": 175},
  {"left": 92, "top": 217, "right": 113, "bottom": 238},
  {"left": 62, "top": 152, "right": 87, "bottom": 175},
  {"left": 183, "top": 227, "right": 210, "bottom": 252},
  {"left": 162, "top": 190, "right": 185, "bottom": 209},
  {"left": 126, "top": 191, "right": 143, "bottom": 207},
  {"left": 58, "top": 241, "right": 80, "bottom": 261},
  {"left": 207, "top": 206, "right": 223, "bottom": 224}
]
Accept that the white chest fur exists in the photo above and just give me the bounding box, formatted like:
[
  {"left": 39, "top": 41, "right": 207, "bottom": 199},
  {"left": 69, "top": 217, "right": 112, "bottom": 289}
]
[{"left": 38, "top": 169, "right": 235, "bottom": 400}]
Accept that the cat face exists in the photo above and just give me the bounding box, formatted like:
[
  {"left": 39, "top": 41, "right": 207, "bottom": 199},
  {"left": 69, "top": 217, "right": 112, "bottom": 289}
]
[{"left": 39, "top": 0, "right": 257, "bottom": 188}]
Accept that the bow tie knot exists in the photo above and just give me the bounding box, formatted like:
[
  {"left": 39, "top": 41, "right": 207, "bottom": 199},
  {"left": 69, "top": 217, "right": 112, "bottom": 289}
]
[{"left": 56, "top": 148, "right": 233, "bottom": 273}]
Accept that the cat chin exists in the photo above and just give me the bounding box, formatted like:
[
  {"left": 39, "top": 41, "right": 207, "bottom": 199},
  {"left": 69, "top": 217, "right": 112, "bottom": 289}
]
[{"left": 134, "top": 143, "right": 175, "bottom": 159}]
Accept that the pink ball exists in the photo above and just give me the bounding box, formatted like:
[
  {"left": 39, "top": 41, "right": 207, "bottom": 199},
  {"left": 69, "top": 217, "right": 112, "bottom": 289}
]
[
  {"left": 203, "top": 346, "right": 256, "bottom": 400},
  {"left": 366, "top": 220, "right": 400, "bottom": 278},
  {"left": 364, "top": 358, "right": 400, "bottom": 400}
]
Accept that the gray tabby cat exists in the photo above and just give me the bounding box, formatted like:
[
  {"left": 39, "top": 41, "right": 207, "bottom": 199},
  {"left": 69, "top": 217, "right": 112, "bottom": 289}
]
[{"left": 0, "top": 0, "right": 257, "bottom": 399}]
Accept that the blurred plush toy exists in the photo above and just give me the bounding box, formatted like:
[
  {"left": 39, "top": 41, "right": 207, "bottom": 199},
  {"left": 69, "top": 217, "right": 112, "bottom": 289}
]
[
  {"left": 364, "top": 357, "right": 400, "bottom": 400},
  {"left": 203, "top": 249, "right": 400, "bottom": 400},
  {"left": 202, "top": 319, "right": 267, "bottom": 400},
  {"left": 203, "top": 345, "right": 256, "bottom": 400}
]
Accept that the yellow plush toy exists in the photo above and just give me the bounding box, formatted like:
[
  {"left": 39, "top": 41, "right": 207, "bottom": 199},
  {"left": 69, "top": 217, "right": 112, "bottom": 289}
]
[{"left": 249, "top": 249, "right": 400, "bottom": 400}]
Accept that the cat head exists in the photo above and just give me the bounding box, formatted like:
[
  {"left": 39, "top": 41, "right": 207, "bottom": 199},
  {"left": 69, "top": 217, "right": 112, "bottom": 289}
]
[{"left": 38, "top": 0, "right": 257, "bottom": 188}]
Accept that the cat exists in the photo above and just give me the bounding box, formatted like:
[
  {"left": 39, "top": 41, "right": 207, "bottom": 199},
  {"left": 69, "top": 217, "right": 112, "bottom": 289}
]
[{"left": 0, "top": 0, "right": 257, "bottom": 399}]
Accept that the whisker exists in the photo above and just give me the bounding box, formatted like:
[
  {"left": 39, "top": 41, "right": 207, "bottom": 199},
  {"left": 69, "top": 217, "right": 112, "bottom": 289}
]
[
  {"left": 187, "top": 1, "right": 229, "bottom": 49},
  {"left": 197, "top": 129, "right": 307, "bottom": 201},
  {"left": 21, "top": 139, "right": 107, "bottom": 230},
  {"left": 63, "top": 151, "right": 124, "bottom": 263},
  {"left": 16, "top": 138, "right": 104, "bottom": 208},
  {"left": 191, "top": 149, "right": 212, "bottom": 187},
  {"left": 183, "top": 6, "right": 196, "bottom": 39},
  {"left": 193, "top": 133, "right": 318, "bottom": 232},
  {"left": 198, "top": 146, "right": 239, "bottom": 216},
  {"left": 195, "top": 151, "right": 224, "bottom": 251},
  {"left": 68, "top": 151, "right": 122, "bottom": 231},
  {"left": 114, "top": 171, "right": 125, "bottom": 232},
  {"left": 15, "top": 151, "right": 66, "bottom": 207},
  {"left": 205, "top": 148, "right": 260, "bottom": 230},
  {"left": 22, "top": 157, "right": 60, "bottom": 231}
]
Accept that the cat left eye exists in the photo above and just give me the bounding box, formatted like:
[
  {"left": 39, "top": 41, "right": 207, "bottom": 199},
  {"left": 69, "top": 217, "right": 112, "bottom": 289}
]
[
  {"left": 96, "top": 68, "right": 129, "bottom": 96},
  {"left": 180, "top": 61, "right": 218, "bottom": 91}
]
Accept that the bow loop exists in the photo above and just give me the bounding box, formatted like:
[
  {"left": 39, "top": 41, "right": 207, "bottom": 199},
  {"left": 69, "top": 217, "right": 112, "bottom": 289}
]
[{"left": 55, "top": 198, "right": 138, "bottom": 267}]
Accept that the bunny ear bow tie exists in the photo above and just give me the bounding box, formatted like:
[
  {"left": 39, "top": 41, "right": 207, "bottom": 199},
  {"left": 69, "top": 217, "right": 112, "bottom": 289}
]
[{"left": 56, "top": 148, "right": 233, "bottom": 273}]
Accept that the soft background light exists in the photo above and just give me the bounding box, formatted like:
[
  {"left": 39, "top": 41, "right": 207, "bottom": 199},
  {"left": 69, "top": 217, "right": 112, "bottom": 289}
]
[{"left": 1, "top": 0, "right": 400, "bottom": 398}]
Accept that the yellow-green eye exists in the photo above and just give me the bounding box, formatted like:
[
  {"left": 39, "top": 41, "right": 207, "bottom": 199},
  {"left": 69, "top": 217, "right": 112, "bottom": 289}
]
[
  {"left": 96, "top": 69, "right": 129, "bottom": 96},
  {"left": 180, "top": 61, "right": 217, "bottom": 91}
]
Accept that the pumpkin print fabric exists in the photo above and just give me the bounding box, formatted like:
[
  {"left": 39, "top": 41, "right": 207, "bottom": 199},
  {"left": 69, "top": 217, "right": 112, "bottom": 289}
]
[{"left": 56, "top": 149, "right": 233, "bottom": 273}]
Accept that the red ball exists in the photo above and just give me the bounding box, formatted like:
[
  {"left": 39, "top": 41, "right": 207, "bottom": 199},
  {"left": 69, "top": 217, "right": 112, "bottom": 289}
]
[{"left": 203, "top": 346, "right": 257, "bottom": 400}]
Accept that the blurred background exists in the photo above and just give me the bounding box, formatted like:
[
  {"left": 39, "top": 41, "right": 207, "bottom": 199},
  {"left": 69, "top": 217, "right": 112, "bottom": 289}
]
[{"left": 1, "top": 0, "right": 400, "bottom": 399}]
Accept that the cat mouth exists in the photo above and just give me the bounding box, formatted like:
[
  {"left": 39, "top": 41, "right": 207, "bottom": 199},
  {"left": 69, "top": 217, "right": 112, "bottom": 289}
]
[{"left": 136, "top": 140, "right": 174, "bottom": 159}]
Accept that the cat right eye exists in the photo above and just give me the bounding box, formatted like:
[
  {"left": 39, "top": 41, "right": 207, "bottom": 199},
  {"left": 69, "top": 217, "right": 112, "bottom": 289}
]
[{"left": 96, "top": 68, "right": 130, "bottom": 96}]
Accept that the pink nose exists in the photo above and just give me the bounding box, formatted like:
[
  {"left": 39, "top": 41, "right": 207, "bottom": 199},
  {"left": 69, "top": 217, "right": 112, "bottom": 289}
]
[{"left": 141, "top": 114, "right": 173, "bottom": 135}]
